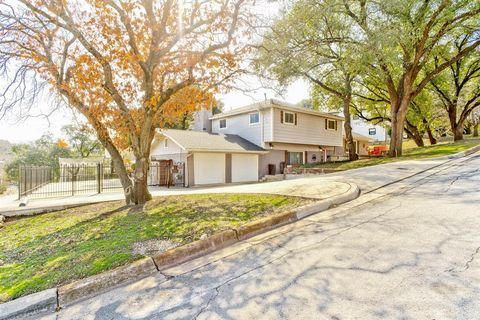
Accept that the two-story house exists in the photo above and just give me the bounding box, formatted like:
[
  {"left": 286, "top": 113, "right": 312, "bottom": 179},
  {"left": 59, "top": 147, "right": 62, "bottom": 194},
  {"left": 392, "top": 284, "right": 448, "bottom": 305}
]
[
  {"left": 210, "top": 99, "right": 345, "bottom": 176},
  {"left": 150, "top": 99, "right": 346, "bottom": 186}
]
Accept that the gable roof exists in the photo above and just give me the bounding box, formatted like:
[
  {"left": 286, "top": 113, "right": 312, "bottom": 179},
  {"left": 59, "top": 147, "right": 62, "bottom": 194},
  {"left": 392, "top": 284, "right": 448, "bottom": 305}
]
[
  {"left": 157, "top": 129, "right": 267, "bottom": 154},
  {"left": 210, "top": 99, "right": 344, "bottom": 121}
]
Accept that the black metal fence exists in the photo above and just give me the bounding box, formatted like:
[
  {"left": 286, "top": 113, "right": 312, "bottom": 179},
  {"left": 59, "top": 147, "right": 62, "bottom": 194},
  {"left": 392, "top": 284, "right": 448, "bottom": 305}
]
[
  {"left": 18, "top": 161, "right": 186, "bottom": 200},
  {"left": 18, "top": 164, "right": 122, "bottom": 199}
]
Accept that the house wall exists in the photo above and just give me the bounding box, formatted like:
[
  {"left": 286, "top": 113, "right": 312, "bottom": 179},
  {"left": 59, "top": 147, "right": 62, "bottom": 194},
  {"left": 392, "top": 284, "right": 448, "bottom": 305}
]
[
  {"left": 259, "top": 150, "right": 285, "bottom": 176},
  {"left": 211, "top": 111, "right": 263, "bottom": 147},
  {"left": 351, "top": 117, "right": 388, "bottom": 142},
  {"left": 271, "top": 108, "right": 343, "bottom": 147},
  {"left": 150, "top": 136, "right": 185, "bottom": 162}
]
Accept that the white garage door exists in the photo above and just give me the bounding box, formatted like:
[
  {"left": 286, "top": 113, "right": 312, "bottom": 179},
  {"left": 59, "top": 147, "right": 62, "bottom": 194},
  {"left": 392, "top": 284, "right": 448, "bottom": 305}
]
[
  {"left": 232, "top": 154, "right": 259, "bottom": 183},
  {"left": 194, "top": 153, "right": 225, "bottom": 185}
]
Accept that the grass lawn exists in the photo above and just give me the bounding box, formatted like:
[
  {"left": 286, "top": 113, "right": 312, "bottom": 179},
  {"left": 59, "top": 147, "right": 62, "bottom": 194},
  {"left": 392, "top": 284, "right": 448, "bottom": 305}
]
[
  {"left": 0, "top": 193, "right": 309, "bottom": 303},
  {"left": 304, "top": 136, "right": 480, "bottom": 171}
]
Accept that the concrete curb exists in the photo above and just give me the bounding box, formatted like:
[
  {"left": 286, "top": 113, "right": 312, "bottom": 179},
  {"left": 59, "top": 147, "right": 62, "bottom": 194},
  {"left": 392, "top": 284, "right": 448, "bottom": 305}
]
[
  {"left": 57, "top": 257, "right": 158, "bottom": 307},
  {"left": 0, "top": 288, "right": 57, "bottom": 320}
]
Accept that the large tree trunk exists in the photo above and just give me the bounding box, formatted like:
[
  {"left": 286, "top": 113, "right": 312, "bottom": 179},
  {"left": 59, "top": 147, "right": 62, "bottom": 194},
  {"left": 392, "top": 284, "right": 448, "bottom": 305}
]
[
  {"left": 103, "top": 142, "right": 134, "bottom": 205},
  {"left": 343, "top": 94, "right": 358, "bottom": 161},
  {"left": 132, "top": 155, "right": 152, "bottom": 204},
  {"left": 404, "top": 120, "right": 425, "bottom": 147},
  {"left": 389, "top": 98, "right": 409, "bottom": 157},
  {"left": 447, "top": 105, "right": 464, "bottom": 141},
  {"left": 473, "top": 124, "right": 479, "bottom": 137},
  {"left": 426, "top": 125, "right": 437, "bottom": 145}
]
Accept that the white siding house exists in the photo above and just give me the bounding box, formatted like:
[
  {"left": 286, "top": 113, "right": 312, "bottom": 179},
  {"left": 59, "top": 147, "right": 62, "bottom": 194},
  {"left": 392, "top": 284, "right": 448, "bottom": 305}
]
[{"left": 209, "top": 99, "right": 345, "bottom": 176}]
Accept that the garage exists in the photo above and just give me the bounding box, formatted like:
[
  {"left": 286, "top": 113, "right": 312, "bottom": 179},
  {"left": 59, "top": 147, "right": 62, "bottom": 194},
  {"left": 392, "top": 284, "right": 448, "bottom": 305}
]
[
  {"left": 193, "top": 152, "right": 226, "bottom": 185},
  {"left": 232, "top": 154, "right": 259, "bottom": 183}
]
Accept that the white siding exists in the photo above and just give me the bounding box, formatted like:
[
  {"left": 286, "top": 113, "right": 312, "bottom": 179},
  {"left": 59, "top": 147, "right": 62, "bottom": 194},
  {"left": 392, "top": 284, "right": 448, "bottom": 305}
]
[
  {"left": 351, "top": 117, "right": 388, "bottom": 142},
  {"left": 211, "top": 112, "right": 263, "bottom": 147},
  {"left": 231, "top": 154, "right": 258, "bottom": 183},
  {"left": 262, "top": 109, "right": 273, "bottom": 142},
  {"left": 193, "top": 153, "right": 225, "bottom": 185},
  {"left": 150, "top": 136, "right": 185, "bottom": 162},
  {"left": 272, "top": 108, "right": 343, "bottom": 147}
]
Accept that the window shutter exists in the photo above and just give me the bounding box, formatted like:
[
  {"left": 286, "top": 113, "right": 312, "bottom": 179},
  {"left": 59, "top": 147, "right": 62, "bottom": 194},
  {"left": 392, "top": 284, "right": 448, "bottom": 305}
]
[
  {"left": 325, "top": 119, "right": 327, "bottom": 130},
  {"left": 281, "top": 110, "right": 284, "bottom": 123},
  {"left": 294, "top": 113, "right": 297, "bottom": 125},
  {"left": 335, "top": 120, "right": 338, "bottom": 131}
]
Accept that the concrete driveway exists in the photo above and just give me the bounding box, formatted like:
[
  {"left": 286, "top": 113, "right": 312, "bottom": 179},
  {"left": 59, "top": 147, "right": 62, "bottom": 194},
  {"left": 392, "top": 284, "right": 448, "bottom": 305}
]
[{"left": 41, "top": 153, "right": 480, "bottom": 319}]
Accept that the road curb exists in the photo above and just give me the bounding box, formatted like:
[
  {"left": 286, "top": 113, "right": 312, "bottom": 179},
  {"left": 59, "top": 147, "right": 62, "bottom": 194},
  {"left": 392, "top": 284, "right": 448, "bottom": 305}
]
[
  {"left": 58, "top": 257, "right": 158, "bottom": 307},
  {"left": 0, "top": 288, "right": 57, "bottom": 320}
]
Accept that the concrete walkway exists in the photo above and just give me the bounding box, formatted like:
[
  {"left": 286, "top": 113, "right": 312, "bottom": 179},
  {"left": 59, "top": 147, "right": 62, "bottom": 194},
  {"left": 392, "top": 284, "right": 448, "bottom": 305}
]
[{"left": 0, "top": 151, "right": 464, "bottom": 216}]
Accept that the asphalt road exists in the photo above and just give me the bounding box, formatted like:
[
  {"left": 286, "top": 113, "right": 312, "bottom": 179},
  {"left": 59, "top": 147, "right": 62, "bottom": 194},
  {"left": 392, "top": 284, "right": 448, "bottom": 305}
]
[{"left": 43, "top": 153, "right": 480, "bottom": 319}]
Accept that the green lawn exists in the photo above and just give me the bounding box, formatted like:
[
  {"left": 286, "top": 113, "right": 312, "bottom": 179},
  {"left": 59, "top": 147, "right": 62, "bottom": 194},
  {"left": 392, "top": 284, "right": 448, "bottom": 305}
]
[
  {"left": 304, "top": 137, "right": 480, "bottom": 171},
  {"left": 0, "top": 193, "right": 309, "bottom": 303}
]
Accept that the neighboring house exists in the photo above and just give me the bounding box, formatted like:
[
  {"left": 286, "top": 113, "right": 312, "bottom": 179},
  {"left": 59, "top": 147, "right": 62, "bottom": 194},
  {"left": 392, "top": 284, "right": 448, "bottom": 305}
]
[
  {"left": 150, "top": 129, "right": 267, "bottom": 186},
  {"left": 210, "top": 99, "right": 345, "bottom": 176},
  {"left": 351, "top": 115, "right": 389, "bottom": 142},
  {"left": 348, "top": 132, "right": 373, "bottom": 157},
  {"left": 150, "top": 99, "right": 345, "bottom": 185}
]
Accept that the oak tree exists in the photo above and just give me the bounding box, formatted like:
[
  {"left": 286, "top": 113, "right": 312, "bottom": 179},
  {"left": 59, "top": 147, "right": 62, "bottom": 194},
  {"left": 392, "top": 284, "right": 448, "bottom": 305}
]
[{"left": 0, "top": 0, "right": 253, "bottom": 204}]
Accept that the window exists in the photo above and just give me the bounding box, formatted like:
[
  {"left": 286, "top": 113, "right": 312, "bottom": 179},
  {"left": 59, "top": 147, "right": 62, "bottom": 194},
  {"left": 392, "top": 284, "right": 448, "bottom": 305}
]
[
  {"left": 369, "top": 128, "right": 376, "bottom": 135},
  {"left": 326, "top": 119, "right": 337, "bottom": 130},
  {"left": 219, "top": 119, "right": 227, "bottom": 129},
  {"left": 288, "top": 152, "right": 303, "bottom": 165},
  {"left": 283, "top": 112, "right": 295, "bottom": 124},
  {"left": 249, "top": 112, "right": 259, "bottom": 124},
  {"left": 353, "top": 115, "right": 359, "bottom": 120},
  {"left": 164, "top": 139, "right": 168, "bottom": 148}
]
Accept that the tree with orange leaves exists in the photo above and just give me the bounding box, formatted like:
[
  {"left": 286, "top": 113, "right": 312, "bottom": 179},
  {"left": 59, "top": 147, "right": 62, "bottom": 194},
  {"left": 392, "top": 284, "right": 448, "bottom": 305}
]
[{"left": 0, "top": 0, "right": 254, "bottom": 204}]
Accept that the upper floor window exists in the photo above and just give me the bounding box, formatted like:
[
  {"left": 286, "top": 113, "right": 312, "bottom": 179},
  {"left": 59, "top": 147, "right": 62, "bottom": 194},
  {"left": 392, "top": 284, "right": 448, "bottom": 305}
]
[
  {"left": 353, "top": 115, "right": 359, "bottom": 120},
  {"left": 326, "top": 119, "right": 337, "bottom": 130},
  {"left": 369, "top": 128, "right": 376, "bottom": 135},
  {"left": 249, "top": 112, "right": 260, "bottom": 124},
  {"left": 164, "top": 139, "right": 168, "bottom": 148},
  {"left": 282, "top": 111, "right": 296, "bottom": 125},
  {"left": 219, "top": 119, "right": 227, "bottom": 129}
]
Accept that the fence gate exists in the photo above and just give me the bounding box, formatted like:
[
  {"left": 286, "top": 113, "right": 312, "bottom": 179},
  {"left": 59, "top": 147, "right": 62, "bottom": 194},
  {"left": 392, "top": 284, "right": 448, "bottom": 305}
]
[{"left": 18, "top": 164, "right": 122, "bottom": 199}]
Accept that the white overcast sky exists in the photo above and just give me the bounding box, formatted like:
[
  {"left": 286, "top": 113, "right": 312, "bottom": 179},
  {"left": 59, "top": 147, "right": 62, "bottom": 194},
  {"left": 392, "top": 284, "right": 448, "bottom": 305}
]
[{"left": 0, "top": 1, "right": 309, "bottom": 143}]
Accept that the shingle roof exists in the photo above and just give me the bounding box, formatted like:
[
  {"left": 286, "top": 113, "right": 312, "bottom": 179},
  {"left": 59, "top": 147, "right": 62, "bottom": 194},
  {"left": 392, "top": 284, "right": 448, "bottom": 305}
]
[
  {"left": 210, "top": 99, "right": 344, "bottom": 121},
  {"left": 159, "top": 129, "right": 267, "bottom": 153}
]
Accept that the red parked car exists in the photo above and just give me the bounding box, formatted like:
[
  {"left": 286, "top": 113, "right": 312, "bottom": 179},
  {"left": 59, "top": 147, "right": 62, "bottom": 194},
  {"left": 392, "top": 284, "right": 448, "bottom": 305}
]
[{"left": 368, "top": 145, "right": 389, "bottom": 156}]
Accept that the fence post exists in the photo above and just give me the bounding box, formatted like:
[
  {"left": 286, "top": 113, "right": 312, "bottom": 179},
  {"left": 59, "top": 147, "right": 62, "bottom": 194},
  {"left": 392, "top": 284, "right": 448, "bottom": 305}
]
[
  {"left": 71, "top": 165, "right": 75, "bottom": 196},
  {"left": 18, "top": 165, "right": 21, "bottom": 200},
  {"left": 97, "top": 163, "right": 101, "bottom": 194}
]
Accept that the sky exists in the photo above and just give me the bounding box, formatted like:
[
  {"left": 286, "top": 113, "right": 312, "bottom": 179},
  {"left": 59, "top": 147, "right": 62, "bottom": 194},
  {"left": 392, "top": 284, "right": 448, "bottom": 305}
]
[{"left": 0, "top": 80, "right": 310, "bottom": 143}]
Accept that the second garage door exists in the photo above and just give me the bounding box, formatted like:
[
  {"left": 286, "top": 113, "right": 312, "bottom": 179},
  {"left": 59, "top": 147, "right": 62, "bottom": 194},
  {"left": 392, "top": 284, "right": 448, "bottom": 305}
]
[
  {"left": 232, "top": 154, "right": 259, "bottom": 183},
  {"left": 193, "top": 153, "right": 225, "bottom": 185}
]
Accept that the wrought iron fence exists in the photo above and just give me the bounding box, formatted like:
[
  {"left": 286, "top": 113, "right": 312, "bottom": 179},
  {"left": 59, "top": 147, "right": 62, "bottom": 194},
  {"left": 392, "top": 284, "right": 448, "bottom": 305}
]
[
  {"left": 18, "top": 160, "right": 186, "bottom": 200},
  {"left": 18, "top": 164, "right": 122, "bottom": 199}
]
